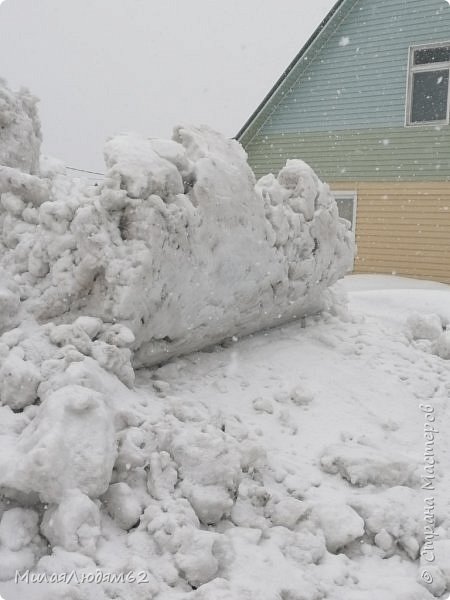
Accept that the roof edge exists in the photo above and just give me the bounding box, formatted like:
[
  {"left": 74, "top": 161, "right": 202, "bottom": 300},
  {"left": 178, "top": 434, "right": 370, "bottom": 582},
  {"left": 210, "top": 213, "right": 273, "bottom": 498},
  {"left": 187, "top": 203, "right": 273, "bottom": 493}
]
[{"left": 235, "top": 0, "right": 347, "bottom": 142}]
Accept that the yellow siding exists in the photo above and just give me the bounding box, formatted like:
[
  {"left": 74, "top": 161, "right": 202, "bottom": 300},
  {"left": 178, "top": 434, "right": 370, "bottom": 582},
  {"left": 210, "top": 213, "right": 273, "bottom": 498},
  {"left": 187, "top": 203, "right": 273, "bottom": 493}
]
[{"left": 330, "top": 182, "right": 450, "bottom": 284}]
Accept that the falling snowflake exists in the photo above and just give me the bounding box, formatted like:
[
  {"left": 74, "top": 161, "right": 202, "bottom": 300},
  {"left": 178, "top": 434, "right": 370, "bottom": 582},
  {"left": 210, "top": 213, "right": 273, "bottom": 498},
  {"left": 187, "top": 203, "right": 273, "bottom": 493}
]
[{"left": 339, "top": 36, "right": 350, "bottom": 47}]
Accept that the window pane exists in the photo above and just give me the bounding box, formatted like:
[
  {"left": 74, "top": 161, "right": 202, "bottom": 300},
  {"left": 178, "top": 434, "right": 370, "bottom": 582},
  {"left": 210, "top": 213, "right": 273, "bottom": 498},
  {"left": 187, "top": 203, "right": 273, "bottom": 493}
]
[
  {"left": 414, "top": 46, "right": 450, "bottom": 65},
  {"left": 410, "top": 69, "right": 449, "bottom": 122},
  {"left": 335, "top": 197, "right": 354, "bottom": 229}
]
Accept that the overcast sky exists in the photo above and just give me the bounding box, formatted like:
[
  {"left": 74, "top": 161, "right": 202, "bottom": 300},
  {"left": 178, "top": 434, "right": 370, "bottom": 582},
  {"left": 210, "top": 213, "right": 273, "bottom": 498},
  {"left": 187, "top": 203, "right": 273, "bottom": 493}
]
[{"left": 0, "top": 0, "right": 335, "bottom": 172}]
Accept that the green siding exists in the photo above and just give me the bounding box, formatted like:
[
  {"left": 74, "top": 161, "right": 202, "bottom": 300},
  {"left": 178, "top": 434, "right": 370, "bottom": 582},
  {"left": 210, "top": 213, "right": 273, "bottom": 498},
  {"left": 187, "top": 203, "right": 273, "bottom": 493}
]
[
  {"left": 246, "top": 127, "right": 450, "bottom": 181},
  {"left": 240, "top": 0, "right": 450, "bottom": 181}
]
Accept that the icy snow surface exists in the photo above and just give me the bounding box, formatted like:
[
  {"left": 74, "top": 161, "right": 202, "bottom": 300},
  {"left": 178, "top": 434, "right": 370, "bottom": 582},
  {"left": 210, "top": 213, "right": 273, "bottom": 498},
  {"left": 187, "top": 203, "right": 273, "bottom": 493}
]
[
  {"left": 0, "top": 274, "right": 449, "bottom": 600},
  {"left": 1, "top": 81, "right": 449, "bottom": 599}
]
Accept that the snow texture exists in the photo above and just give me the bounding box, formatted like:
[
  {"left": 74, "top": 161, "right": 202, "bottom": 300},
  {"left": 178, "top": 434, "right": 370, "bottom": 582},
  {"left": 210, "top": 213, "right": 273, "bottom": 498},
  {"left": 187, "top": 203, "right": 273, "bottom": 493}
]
[
  {"left": 0, "top": 79, "right": 354, "bottom": 596},
  {"left": 433, "top": 331, "right": 450, "bottom": 360},
  {"left": 1, "top": 80, "right": 447, "bottom": 600},
  {"left": 0, "top": 94, "right": 354, "bottom": 365},
  {"left": 0, "top": 78, "right": 353, "bottom": 516},
  {"left": 406, "top": 312, "right": 443, "bottom": 341},
  {"left": 0, "top": 79, "right": 41, "bottom": 174}
]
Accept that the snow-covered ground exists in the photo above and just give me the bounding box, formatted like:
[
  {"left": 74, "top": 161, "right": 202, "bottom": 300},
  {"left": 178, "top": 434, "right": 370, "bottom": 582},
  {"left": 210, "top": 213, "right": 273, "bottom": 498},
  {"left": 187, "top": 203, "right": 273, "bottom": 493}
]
[
  {"left": 1, "top": 274, "right": 449, "bottom": 600},
  {"left": 1, "top": 80, "right": 449, "bottom": 600}
]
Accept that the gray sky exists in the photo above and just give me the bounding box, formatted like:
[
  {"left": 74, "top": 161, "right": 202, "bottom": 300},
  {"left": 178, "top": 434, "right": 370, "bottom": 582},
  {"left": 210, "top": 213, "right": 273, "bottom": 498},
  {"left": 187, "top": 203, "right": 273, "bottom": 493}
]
[{"left": 0, "top": 0, "right": 335, "bottom": 172}]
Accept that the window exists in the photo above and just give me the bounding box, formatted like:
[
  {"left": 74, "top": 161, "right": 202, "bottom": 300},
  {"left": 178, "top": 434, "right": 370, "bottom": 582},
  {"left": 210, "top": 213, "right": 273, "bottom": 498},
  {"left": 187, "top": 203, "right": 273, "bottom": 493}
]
[
  {"left": 333, "top": 191, "right": 357, "bottom": 232},
  {"left": 406, "top": 43, "right": 450, "bottom": 125}
]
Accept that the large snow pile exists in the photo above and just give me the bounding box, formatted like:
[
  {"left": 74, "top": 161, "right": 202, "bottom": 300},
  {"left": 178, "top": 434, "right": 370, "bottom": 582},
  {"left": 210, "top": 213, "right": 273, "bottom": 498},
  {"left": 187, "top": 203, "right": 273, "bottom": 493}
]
[
  {"left": 2, "top": 79, "right": 449, "bottom": 600},
  {"left": 0, "top": 102, "right": 353, "bottom": 366},
  {"left": 0, "top": 80, "right": 358, "bottom": 599},
  {"left": 1, "top": 274, "right": 449, "bottom": 600}
]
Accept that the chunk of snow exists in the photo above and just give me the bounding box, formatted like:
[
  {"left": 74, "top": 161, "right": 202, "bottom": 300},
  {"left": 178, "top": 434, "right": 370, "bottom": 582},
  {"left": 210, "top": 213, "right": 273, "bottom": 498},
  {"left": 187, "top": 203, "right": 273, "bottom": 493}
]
[
  {"left": 170, "top": 427, "right": 242, "bottom": 491},
  {"left": 186, "top": 484, "right": 233, "bottom": 525},
  {"left": 0, "top": 507, "right": 39, "bottom": 551},
  {"left": 349, "top": 486, "right": 422, "bottom": 559},
  {"left": 0, "top": 385, "right": 117, "bottom": 502},
  {"left": 0, "top": 81, "right": 41, "bottom": 173},
  {"left": 36, "top": 546, "right": 97, "bottom": 576},
  {"left": 290, "top": 383, "right": 314, "bottom": 406},
  {"left": 267, "top": 497, "right": 309, "bottom": 529},
  {"left": 104, "top": 134, "right": 185, "bottom": 200},
  {"left": 253, "top": 397, "right": 274, "bottom": 413},
  {"left": 433, "top": 331, "right": 450, "bottom": 359},
  {"left": 147, "top": 451, "right": 178, "bottom": 500},
  {"left": 101, "top": 482, "right": 143, "bottom": 530},
  {"left": 312, "top": 501, "right": 364, "bottom": 552},
  {"left": 41, "top": 490, "right": 101, "bottom": 557},
  {"left": 174, "top": 529, "right": 222, "bottom": 588},
  {"left": 320, "top": 442, "right": 419, "bottom": 487},
  {"left": 406, "top": 312, "right": 443, "bottom": 341},
  {"left": 0, "top": 350, "right": 41, "bottom": 409}
]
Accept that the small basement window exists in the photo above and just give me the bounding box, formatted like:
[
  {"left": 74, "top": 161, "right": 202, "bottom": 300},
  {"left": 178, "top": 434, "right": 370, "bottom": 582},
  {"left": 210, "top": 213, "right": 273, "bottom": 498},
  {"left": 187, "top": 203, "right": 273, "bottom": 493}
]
[
  {"left": 333, "top": 191, "right": 357, "bottom": 232},
  {"left": 406, "top": 42, "right": 450, "bottom": 125}
]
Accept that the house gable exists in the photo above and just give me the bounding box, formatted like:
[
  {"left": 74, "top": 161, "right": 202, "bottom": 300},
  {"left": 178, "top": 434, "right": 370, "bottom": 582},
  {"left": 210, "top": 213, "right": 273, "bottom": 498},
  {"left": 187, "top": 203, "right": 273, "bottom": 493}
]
[
  {"left": 237, "top": 0, "right": 355, "bottom": 146},
  {"left": 239, "top": 0, "right": 450, "bottom": 182}
]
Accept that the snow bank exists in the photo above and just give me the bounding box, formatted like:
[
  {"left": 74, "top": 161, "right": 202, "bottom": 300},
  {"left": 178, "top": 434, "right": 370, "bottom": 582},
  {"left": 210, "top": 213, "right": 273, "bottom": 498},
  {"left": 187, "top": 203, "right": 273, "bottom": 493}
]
[
  {"left": 0, "top": 92, "right": 354, "bottom": 364},
  {"left": 0, "top": 80, "right": 356, "bottom": 598},
  {"left": 2, "top": 77, "right": 447, "bottom": 600}
]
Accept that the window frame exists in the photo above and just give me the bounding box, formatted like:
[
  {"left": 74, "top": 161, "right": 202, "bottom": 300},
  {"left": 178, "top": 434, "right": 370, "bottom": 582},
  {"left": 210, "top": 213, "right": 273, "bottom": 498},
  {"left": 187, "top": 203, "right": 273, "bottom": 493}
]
[
  {"left": 405, "top": 41, "right": 450, "bottom": 127},
  {"left": 333, "top": 190, "right": 357, "bottom": 233}
]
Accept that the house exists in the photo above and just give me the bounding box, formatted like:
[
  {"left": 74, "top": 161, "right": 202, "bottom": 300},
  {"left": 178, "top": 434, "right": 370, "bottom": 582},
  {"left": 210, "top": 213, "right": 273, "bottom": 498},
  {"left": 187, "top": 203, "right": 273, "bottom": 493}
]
[{"left": 237, "top": 0, "right": 450, "bottom": 283}]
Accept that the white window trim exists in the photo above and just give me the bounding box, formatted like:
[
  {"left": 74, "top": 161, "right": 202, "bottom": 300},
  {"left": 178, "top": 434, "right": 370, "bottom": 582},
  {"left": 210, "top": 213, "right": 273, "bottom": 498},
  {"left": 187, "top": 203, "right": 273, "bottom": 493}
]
[
  {"left": 405, "top": 41, "right": 450, "bottom": 127},
  {"left": 333, "top": 190, "right": 357, "bottom": 232}
]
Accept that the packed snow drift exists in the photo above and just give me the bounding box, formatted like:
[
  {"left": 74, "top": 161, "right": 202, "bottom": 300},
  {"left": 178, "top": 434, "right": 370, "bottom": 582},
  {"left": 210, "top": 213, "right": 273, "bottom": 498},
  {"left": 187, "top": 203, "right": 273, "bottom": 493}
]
[
  {"left": 0, "top": 84, "right": 353, "bottom": 367},
  {"left": 0, "top": 80, "right": 357, "bottom": 598},
  {"left": 2, "top": 79, "right": 448, "bottom": 600}
]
